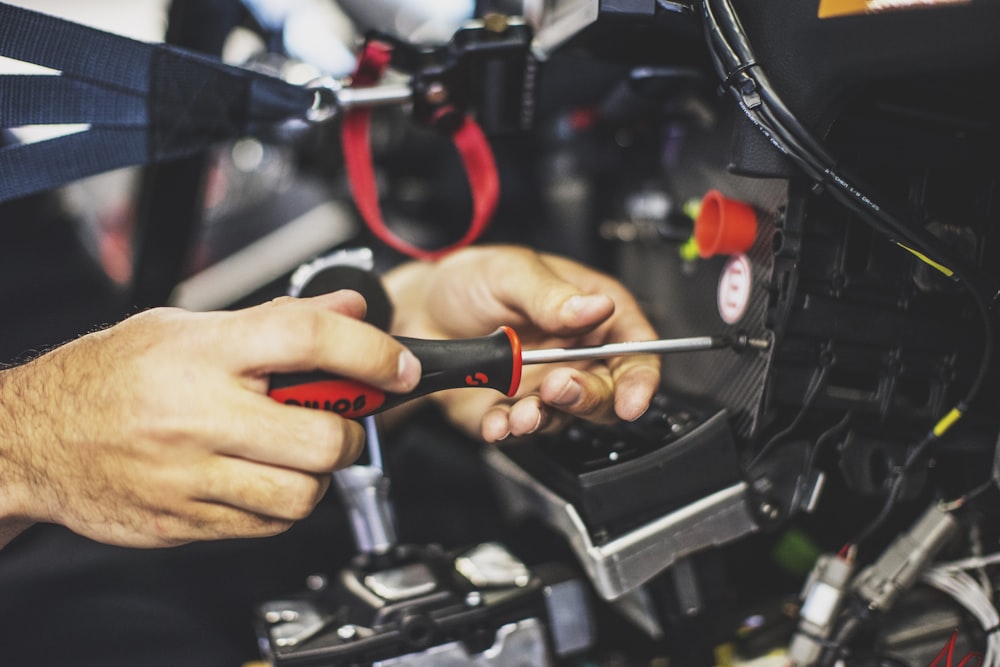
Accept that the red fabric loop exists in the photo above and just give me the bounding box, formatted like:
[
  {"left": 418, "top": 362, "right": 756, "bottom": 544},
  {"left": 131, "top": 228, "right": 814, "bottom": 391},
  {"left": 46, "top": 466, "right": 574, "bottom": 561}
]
[{"left": 341, "top": 43, "right": 500, "bottom": 261}]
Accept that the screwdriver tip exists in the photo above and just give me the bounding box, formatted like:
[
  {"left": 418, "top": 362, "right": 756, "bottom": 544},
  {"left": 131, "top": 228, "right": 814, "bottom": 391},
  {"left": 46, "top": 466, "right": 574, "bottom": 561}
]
[{"left": 732, "top": 334, "right": 771, "bottom": 351}]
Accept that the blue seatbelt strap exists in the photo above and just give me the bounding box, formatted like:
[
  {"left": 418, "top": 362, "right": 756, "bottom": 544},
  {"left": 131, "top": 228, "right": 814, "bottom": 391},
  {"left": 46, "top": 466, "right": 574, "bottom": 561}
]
[{"left": 0, "top": 1, "right": 315, "bottom": 203}]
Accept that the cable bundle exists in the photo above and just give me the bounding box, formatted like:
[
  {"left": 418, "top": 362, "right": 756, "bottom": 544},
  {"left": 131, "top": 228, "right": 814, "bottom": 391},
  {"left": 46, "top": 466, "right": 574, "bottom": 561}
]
[{"left": 923, "top": 566, "right": 1000, "bottom": 667}]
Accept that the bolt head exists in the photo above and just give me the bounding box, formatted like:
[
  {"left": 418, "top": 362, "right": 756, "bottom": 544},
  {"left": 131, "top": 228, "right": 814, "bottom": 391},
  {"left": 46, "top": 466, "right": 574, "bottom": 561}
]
[
  {"left": 424, "top": 82, "right": 448, "bottom": 106},
  {"left": 482, "top": 12, "right": 510, "bottom": 33},
  {"left": 759, "top": 502, "right": 780, "bottom": 520}
]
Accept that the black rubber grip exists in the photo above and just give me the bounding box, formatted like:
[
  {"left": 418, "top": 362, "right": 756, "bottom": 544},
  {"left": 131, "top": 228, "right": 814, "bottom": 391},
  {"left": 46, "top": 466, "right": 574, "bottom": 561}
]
[{"left": 268, "top": 327, "right": 522, "bottom": 418}]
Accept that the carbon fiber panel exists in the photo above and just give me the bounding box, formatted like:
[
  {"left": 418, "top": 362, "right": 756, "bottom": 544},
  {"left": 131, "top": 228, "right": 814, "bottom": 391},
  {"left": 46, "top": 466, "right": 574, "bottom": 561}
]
[{"left": 616, "top": 178, "right": 784, "bottom": 441}]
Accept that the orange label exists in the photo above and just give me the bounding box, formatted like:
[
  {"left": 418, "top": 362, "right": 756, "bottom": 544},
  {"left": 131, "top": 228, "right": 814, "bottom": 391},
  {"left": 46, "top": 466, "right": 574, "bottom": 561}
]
[{"left": 819, "top": 0, "right": 970, "bottom": 18}]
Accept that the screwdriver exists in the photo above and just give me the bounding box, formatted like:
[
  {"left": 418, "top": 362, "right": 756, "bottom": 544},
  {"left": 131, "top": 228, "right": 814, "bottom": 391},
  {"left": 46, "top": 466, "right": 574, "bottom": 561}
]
[{"left": 268, "top": 326, "right": 770, "bottom": 419}]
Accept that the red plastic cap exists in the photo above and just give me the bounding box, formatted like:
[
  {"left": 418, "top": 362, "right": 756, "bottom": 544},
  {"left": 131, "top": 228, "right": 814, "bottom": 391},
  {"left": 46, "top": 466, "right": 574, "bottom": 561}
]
[{"left": 694, "top": 190, "right": 758, "bottom": 258}]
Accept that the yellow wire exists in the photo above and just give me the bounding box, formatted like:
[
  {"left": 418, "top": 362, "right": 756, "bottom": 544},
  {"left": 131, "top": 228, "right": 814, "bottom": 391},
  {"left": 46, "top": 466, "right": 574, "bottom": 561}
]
[
  {"left": 933, "top": 407, "right": 964, "bottom": 438},
  {"left": 896, "top": 243, "right": 955, "bottom": 277}
]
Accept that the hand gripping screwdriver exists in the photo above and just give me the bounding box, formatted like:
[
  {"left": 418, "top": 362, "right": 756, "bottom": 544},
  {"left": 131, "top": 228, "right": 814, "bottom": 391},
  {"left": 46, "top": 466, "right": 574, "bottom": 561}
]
[{"left": 268, "top": 327, "right": 770, "bottom": 419}]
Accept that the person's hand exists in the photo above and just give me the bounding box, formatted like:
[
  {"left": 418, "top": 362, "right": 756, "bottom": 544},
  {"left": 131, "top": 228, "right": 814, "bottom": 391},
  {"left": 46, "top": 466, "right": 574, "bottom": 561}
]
[
  {"left": 0, "top": 291, "right": 421, "bottom": 549},
  {"left": 384, "top": 245, "right": 661, "bottom": 441}
]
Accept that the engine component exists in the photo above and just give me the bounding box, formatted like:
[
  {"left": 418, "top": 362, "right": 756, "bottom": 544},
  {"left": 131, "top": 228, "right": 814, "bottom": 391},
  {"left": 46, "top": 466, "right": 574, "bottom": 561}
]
[{"left": 788, "top": 553, "right": 855, "bottom": 666}]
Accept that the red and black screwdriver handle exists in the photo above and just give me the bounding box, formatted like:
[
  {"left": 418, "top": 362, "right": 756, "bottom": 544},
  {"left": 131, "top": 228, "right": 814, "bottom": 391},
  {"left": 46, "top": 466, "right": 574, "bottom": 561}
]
[{"left": 268, "top": 326, "right": 524, "bottom": 419}]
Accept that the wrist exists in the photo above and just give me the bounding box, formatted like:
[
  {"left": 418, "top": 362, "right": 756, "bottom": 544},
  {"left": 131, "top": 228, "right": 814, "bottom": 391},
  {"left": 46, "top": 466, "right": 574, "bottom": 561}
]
[{"left": 0, "top": 365, "right": 41, "bottom": 546}]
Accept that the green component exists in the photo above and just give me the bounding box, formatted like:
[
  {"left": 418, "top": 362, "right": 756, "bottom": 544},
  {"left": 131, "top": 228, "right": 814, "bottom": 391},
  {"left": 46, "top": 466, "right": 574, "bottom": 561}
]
[
  {"left": 771, "top": 529, "right": 822, "bottom": 577},
  {"left": 680, "top": 236, "right": 700, "bottom": 262},
  {"left": 683, "top": 198, "right": 703, "bottom": 220}
]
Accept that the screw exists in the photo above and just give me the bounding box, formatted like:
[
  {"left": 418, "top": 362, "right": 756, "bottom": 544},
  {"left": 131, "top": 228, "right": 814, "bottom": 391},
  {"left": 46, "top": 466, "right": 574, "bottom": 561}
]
[
  {"left": 424, "top": 82, "right": 448, "bottom": 106},
  {"left": 482, "top": 12, "right": 509, "bottom": 33},
  {"left": 275, "top": 637, "right": 298, "bottom": 648},
  {"left": 337, "top": 624, "right": 358, "bottom": 641},
  {"left": 466, "top": 591, "right": 483, "bottom": 607},
  {"left": 305, "top": 574, "right": 328, "bottom": 591},
  {"left": 280, "top": 610, "right": 299, "bottom": 622},
  {"left": 759, "top": 501, "right": 780, "bottom": 520},
  {"left": 264, "top": 611, "right": 282, "bottom": 624}
]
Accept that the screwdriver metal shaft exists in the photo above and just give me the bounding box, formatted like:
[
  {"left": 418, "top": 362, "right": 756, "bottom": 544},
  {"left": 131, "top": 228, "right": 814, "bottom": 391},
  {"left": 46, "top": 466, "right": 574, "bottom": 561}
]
[{"left": 521, "top": 334, "right": 770, "bottom": 365}]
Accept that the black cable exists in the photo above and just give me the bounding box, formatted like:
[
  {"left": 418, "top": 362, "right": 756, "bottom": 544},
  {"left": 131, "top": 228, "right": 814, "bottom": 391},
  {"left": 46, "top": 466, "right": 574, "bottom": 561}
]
[
  {"left": 748, "top": 363, "right": 829, "bottom": 469},
  {"left": 817, "top": 612, "right": 867, "bottom": 667},
  {"left": 708, "top": 0, "right": 835, "bottom": 163},
  {"left": 703, "top": 0, "right": 997, "bottom": 303},
  {"left": 963, "top": 476, "right": 997, "bottom": 504},
  {"left": 655, "top": 0, "right": 694, "bottom": 14},
  {"left": 850, "top": 434, "right": 930, "bottom": 547},
  {"left": 700, "top": 0, "right": 997, "bottom": 548},
  {"left": 804, "top": 412, "right": 854, "bottom": 477}
]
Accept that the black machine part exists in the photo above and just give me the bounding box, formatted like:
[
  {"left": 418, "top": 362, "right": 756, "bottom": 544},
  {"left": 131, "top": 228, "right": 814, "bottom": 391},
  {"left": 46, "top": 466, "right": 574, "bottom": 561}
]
[
  {"left": 254, "top": 542, "right": 595, "bottom": 666},
  {"left": 498, "top": 391, "right": 744, "bottom": 535}
]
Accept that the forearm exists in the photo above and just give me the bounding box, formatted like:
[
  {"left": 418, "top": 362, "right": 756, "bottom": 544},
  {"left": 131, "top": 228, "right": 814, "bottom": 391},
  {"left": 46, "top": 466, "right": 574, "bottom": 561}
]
[{"left": 0, "top": 365, "right": 41, "bottom": 548}]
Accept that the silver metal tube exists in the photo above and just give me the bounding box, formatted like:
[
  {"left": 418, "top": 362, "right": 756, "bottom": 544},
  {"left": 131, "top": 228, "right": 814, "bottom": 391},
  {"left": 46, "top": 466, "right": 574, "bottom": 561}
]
[
  {"left": 521, "top": 336, "right": 722, "bottom": 365},
  {"left": 333, "top": 465, "right": 398, "bottom": 555},
  {"left": 336, "top": 84, "right": 413, "bottom": 111}
]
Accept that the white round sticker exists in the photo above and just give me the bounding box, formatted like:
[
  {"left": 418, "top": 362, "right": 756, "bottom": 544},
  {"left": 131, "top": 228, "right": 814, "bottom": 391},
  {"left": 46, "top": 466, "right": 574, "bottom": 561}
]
[{"left": 718, "top": 254, "right": 752, "bottom": 325}]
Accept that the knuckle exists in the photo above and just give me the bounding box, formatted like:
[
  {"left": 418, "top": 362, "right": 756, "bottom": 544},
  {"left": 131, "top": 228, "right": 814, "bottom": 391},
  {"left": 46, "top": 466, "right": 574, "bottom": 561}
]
[
  {"left": 231, "top": 511, "right": 294, "bottom": 538},
  {"left": 311, "top": 436, "right": 343, "bottom": 472},
  {"left": 257, "top": 517, "right": 296, "bottom": 537},
  {"left": 272, "top": 519, "right": 297, "bottom": 536},
  {"left": 284, "top": 478, "right": 322, "bottom": 520},
  {"left": 270, "top": 305, "right": 327, "bottom": 362},
  {"left": 310, "top": 418, "right": 345, "bottom": 470},
  {"left": 307, "top": 416, "right": 361, "bottom": 471},
  {"left": 339, "top": 420, "right": 366, "bottom": 467},
  {"left": 297, "top": 307, "right": 327, "bottom": 361},
  {"left": 370, "top": 334, "right": 401, "bottom": 383}
]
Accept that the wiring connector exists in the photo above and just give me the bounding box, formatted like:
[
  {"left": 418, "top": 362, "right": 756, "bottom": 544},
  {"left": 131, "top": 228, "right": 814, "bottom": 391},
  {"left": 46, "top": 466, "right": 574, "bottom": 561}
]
[
  {"left": 852, "top": 503, "right": 958, "bottom": 611},
  {"left": 789, "top": 554, "right": 855, "bottom": 666}
]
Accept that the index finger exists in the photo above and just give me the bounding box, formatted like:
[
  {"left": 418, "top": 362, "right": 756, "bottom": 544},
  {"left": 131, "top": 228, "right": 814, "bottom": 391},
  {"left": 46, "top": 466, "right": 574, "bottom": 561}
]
[{"left": 215, "top": 296, "right": 422, "bottom": 393}]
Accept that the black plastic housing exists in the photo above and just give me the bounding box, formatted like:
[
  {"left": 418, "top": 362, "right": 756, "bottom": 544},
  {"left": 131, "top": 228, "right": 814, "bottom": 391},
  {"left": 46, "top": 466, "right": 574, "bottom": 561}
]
[{"left": 498, "top": 392, "right": 743, "bottom": 538}]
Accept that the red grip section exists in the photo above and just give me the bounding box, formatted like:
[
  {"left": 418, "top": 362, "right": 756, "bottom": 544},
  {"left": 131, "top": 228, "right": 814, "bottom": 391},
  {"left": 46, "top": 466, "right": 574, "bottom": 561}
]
[
  {"left": 269, "top": 379, "right": 386, "bottom": 420},
  {"left": 501, "top": 325, "right": 522, "bottom": 397}
]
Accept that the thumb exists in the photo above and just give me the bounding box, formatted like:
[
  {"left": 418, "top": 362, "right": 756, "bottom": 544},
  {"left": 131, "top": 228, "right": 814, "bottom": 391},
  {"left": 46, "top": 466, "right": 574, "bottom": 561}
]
[{"left": 494, "top": 254, "right": 615, "bottom": 336}]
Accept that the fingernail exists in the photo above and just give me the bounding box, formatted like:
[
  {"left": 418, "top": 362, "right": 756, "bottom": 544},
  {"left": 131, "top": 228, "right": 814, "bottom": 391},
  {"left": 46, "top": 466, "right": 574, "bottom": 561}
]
[
  {"left": 526, "top": 411, "right": 543, "bottom": 434},
  {"left": 622, "top": 400, "right": 651, "bottom": 422},
  {"left": 397, "top": 349, "right": 421, "bottom": 390},
  {"left": 551, "top": 377, "right": 583, "bottom": 407},
  {"left": 496, "top": 430, "right": 511, "bottom": 442}
]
